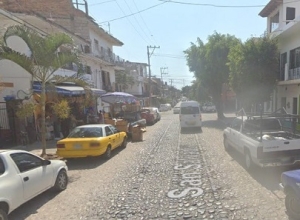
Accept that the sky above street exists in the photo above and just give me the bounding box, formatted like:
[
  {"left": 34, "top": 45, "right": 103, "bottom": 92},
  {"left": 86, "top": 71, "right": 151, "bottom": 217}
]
[{"left": 85, "top": 0, "right": 269, "bottom": 89}]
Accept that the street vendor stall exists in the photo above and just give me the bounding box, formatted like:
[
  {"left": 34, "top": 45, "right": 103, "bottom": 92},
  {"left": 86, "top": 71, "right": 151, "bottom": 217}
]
[{"left": 101, "top": 92, "right": 146, "bottom": 141}]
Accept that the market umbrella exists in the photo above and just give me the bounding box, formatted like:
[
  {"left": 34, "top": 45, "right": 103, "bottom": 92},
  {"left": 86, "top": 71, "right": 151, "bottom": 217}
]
[{"left": 101, "top": 92, "right": 137, "bottom": 104}]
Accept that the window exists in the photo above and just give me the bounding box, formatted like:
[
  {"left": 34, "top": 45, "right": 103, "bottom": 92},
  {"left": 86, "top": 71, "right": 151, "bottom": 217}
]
[
  {"left": 230, "top": 118, "right": 242, "bottom": 131},
  {"left": 105, "top": 126, "right": 113, "bottom": 136},
  {"left": 68, "top": 127, "right": 103, "bottom": 138},
  {"left": 286, "top": 7, "right": 296, "bottom": 24},
  {"left": 109, "top": 125, "right": 119, "bottom": 134},
  {"left": 94, "top": 39, "right": 99, "bottom": 50},
  {"left": 84, "top": 45, "right": 91, "bottom": 53},
  {"left": 280, "top": 53, "right": 287, "bottom": 80},
  {"left": 270, "top": 11, "right": 279, "bottom": 32},
  {"left": 289, "top": 47, "right": 300, "bottom": 69},
  {"left": 10, "top": 153, "right": 43, "bottom": 173},
  {"left": 85, "top": 66, "right": 92, "bottom": 74},
  {"left": 180, "top": 106, "right": 200, "bottom": 114},
  {"left": 0, "top": 158, "right": 5, "bottom": 175}
]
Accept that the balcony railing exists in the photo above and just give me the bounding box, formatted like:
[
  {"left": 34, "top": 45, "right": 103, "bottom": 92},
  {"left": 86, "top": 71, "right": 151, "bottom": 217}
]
[
  {"left": 288, "top": 67, "right": 300, "bottom": 80},
  {"left": 96, "top": 48, "right": 126, "bottom": 67}
]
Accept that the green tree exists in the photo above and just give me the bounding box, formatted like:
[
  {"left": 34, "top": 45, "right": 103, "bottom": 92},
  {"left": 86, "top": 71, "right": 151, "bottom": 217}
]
[
  {"left": 115, "top": 70, "right": 135, "bottom": 91},
  {"left": 0, "top": 25, "right": 89, "bottom": 156},
  {"left": 228, "top": 36, "right": 279, "bottom": 110},
  {"left": 190, "top": 80, "right": 210, "bottom": 103},
  {"left": 185, "top": 32, "right": 240, "bottom": 119}
]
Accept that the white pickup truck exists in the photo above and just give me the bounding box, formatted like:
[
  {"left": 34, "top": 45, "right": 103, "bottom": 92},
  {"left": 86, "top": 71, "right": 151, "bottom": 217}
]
[{"left": 223, "top": 115, "right": 300, "bottom": 170}]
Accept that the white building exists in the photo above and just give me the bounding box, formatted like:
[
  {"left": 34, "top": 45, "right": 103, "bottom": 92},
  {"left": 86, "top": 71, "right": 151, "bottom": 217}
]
[
  {"left": 117, "top": 62, "right": 148, "bottom": 96},
  {"left": 260, "top": 0, "right": 300, "bottom": 114},
  {"left": 1, "top": 0, "right": 125, "bottom": 111}
]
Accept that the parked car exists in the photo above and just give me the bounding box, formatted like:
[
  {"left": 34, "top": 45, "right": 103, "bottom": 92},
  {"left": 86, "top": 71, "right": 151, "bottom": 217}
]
[
  {"left": 166, "top": 103, "right": 172, "bottom": 110},
  {"left": 152, "top": 107, "right": 161, "bottom": 121},
  {"left": 280, "top": 169, "right": 300, "bottom": 219},
  {"left": 0, "top": 149, "right": 68, "bottom": 219},
  {"left": 141, "top": 108, "right": 157, "bottom": 125},
  {"left": 202, "top": 103, "right": 216, "bottom": 112},
  {"left": 173, "top": 106, "right": 180, "bottom": 114},
  {"left": 56, "top": 124, "right": 127, "bottom": 159},
  {"left": 159, "top": 104, "right": 169, "bottom": 112}
]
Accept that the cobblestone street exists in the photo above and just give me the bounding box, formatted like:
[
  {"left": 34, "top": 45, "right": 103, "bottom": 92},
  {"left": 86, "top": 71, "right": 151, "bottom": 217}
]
[{"left": 9, "top": 111, "right": 296, "bottom": 220}]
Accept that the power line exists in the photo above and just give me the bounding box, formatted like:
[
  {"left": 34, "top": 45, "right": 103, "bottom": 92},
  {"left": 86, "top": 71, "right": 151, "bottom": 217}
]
[
  {"left": 114, "top": 0, "right": 149, "bottom": 44},
  {"left": 122, "top": 0, "right": 153, "bottom": 43},
  {"left": 98, "top": 2, "right": 166, "bottom": 24},
  {"left": 131, "top": 0, "right": 156, "bottom": 43},
  {"left": 153, "top": 53, "right": 186, "bottom": 59},
  {"left": 90, "top": 0, "right": 116, "bottom": 6},
  {"left": 158, "top": 0, "right": 266, "bottom": 8},
  {"left": 160, "top": 0, "right": 300, "bottom": 8}
]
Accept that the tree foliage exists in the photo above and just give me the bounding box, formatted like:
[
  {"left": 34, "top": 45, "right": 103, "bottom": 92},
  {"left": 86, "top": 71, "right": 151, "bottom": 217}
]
[
  {"left": 185, "top": 32, "right": 240, "bottom": 118},
  {"left": 0, "top": 25, "right": 89, "bottom": 156},
  {"left": 115, "top": 70, "right": 135, "bottom": 91},
  {"left": 228, "top": 36, "right": 279, "bottom": 109}
]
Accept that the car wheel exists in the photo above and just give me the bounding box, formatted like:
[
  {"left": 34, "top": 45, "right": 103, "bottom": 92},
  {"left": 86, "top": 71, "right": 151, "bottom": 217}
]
[
  {"left": 245, "top": 151, "right": 254, "bottom": 170},
  {"left": 223, "top": 137, "right": 231, "bottom": 151},
  {"left": 121, "top": 138, "right": 128, "bottom": 148},
  {"left": 105, "top": 146, "right": 112, "bottom": 159},
  {"left": 53, "top": 169, "right": 68, "bottom": 191},
  {"left": 285, "top": 191, "right": 300, "bottom": 219},
  {"left": 0, "top": 209, "right": 8, "bottom": 220}
]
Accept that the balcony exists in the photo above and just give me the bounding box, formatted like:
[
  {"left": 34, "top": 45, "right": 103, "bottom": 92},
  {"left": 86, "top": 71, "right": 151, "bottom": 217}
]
[
  {"left": 288, "top": 67, "right": 300, "bottom": 80},
  {"left": 96, "top": 48, "right": 126, "bottom": 67}
]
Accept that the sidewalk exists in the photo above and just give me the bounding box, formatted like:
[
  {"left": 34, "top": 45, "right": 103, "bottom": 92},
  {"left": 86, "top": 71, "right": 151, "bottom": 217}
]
[{"left": 12, "top": 139, "right": 57, "bottom": 155}]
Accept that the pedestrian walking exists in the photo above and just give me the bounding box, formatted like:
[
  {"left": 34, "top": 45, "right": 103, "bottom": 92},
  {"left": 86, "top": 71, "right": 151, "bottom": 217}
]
[{"left": 98, "top": 110, "right": 104, "bottom": 124}]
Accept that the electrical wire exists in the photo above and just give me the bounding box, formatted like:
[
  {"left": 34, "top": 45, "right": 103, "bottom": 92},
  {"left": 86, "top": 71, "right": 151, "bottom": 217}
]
[
  {"left": 90, "top": 0, "right": 116, "bottom": 6},
  {"left": 98, "top": 2, "right": 166, "bottom": 24},
  {"left": 122, "top": 0, "right": 153, "bottom": 43},
  {"left": 131, "top": 0, "right": 156, "bottom": 43},
  {"left": 153, "top": 53, "right": 186, "bottom": 59},
  {"left": 159, "top": 0, "right": 300, "bottom": 8},
  {"left": 114, "top": 0, "right": 149, "bottom": 44},
  {"left": 158, "top": 0, "right": 266, "bottom": 8}
]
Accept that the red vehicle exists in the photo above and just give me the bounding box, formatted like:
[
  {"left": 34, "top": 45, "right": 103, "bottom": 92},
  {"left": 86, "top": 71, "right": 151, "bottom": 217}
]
[{"left": 141, "top": 108, "right": 157, "bottom": 125}]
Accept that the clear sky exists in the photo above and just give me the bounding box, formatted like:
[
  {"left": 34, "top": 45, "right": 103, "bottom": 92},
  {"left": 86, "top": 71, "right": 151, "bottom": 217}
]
[{"left": 85, "top": 0, "right": 270, "bottom": 89}]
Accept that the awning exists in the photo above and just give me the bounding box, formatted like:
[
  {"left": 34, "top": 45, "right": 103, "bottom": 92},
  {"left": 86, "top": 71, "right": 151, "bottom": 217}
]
[{"left": 32, "top": 82, "right": 106, "bottom": 96}]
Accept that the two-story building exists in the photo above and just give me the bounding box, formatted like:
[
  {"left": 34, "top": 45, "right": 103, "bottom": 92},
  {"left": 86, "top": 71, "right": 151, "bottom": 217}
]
[
  {"left": 2, "top": 0, "right": 125, "bottom": 110},
  {"left": 0, "top": 0, "right": 126, "bottom": 144},
  {"left": 260, "top": 0, "right": 300, "bottom": 114}
]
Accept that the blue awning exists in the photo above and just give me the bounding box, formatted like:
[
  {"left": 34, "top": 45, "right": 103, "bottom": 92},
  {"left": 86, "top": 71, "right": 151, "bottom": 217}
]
[{"left": 32, "top": 82, "right": 106, "bottom": 96}]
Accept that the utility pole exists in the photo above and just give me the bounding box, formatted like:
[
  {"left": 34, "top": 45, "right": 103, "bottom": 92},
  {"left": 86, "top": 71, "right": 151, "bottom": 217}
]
[
  {"left": 160, "top": 67, "right": 168, "bottom": 97},
  {"left": 147, "top": 45, "right": 160, "bottom": 106}
]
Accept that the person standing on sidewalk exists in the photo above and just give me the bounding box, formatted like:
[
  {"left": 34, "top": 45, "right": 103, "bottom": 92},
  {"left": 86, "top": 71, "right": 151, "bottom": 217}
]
[{"left": 98, "top": 110, "right": 104, "bottom": 124}]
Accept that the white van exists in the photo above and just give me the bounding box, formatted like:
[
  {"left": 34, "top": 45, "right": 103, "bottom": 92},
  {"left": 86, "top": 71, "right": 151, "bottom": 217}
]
[{"left": 179, "top": 101, "right": 202, "bottom": 130}]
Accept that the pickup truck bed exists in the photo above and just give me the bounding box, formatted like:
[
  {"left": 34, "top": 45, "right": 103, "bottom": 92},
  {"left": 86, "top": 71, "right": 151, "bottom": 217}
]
[{"left": 224, "top": 116, "right": 300, "bottom": 169}]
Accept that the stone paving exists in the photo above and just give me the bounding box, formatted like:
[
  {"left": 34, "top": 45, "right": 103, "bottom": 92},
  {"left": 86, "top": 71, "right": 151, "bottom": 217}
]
[{"left": 9, "top": 112, "right": 293, "bottom": 220}]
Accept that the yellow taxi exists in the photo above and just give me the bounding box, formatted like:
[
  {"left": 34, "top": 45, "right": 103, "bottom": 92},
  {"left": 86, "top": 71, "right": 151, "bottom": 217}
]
[{"left": 56, "top": 124, "right": 127, "bottom": 159}]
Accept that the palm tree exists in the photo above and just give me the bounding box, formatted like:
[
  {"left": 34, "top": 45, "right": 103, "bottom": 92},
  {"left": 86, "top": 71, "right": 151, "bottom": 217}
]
[{"left": 0, "top": 25, "right": 89, "bottom": 156}]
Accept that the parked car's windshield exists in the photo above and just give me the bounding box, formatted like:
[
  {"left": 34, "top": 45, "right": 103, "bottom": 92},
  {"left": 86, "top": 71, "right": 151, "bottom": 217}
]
[{"left": 68, "top": 127, "right": 103, "bottom": 138}]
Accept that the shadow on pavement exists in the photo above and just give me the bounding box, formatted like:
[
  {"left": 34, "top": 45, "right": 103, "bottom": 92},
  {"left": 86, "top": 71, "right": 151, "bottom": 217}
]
[
  {"left": 9, "top": 190, "right": 59, "bottom": 220},
  {"left": 227, "top": 149, "right": 300, "bottom": 191},
  {"left": 65, "top": 146, "right": 125, "bottom": 171},
  {"left": 201, "top": 116, "right": 236, "bottom": 131}
]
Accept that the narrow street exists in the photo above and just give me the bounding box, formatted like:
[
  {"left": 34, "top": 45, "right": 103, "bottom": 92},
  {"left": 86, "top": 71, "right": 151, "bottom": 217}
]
[{"left": 9, "top": 111, "right": 293, "bottom": 220}]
